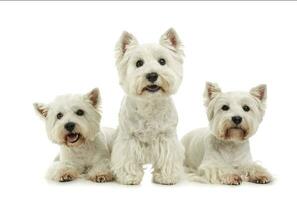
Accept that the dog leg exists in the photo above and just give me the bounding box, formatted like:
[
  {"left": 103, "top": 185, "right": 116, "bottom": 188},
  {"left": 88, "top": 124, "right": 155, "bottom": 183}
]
[
  {"left": 46, "top": 161, "right": 80, "bottom": 182},
  {"left": 87, "top": 159, "right": 113, "bottom": 183},
  {"left": 239, "top": 163, "right": 272, "bottom": 184},
  {"left": 111, "top": 136, "right": 144, "bottom": 185},
  {"left": 195, "top": 163, "right": 242, "bottom": 185},
  {"left": 152, "top": 134, "right": 184, "bottom": 185}
]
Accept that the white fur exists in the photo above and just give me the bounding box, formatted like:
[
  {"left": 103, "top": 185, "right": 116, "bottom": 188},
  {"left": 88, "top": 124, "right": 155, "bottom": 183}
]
[
  {"left": 111, "top": 28, "right": 185, "bottom": 185},
  {"left": 34, "top": 88, "right": 114, "bottom": 183},
  {"left": 182, "top": 82, "right": 272, "bottom": 185}
]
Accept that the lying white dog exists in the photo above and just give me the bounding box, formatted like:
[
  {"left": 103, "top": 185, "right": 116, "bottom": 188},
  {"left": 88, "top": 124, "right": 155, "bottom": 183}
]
[
  {"left": 182, "top": 82, "right": 272, "bottom": 185},
  {"left": 34, "top": 88, "right": 113, "bottom": 182}
]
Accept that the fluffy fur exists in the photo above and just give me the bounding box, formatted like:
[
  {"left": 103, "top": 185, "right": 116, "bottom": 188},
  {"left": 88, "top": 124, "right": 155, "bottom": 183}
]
[
  {"left": 111, "top": 28, "right": 185, "bottom": 185},
  {"left": 182, "top": 82, "right": 272, "bottom": 185},
  {"left": 34, "top": 88, "right": 114, "bottom": 183}
]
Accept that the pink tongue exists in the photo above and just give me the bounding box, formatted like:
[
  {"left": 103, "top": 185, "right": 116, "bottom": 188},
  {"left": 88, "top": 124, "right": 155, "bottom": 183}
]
[{"left": 66, "top": 133, "right": 79, "bottom": 143}]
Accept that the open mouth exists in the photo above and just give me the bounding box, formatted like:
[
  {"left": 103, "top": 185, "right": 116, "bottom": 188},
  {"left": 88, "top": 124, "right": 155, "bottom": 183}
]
[
  {"left": 225, "top": 127, "right": 247, "bottom": 139},
  {"left": 143, "top": 85, "right": 162, "bottom": 93},
  {"left": 65, "top": 133, "right": 81, "bottom": 144}
]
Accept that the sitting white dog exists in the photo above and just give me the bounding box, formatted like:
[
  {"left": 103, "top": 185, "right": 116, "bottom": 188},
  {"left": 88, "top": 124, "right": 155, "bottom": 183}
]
[
  {"left": 34, "top": 88, "right": 113, "bottom": 182},
  {"left": 111, "top": 28, "right": 185, "bottom": 185},
  {"left": 182, "top": 82, "right": 272, "bottom": 185}
]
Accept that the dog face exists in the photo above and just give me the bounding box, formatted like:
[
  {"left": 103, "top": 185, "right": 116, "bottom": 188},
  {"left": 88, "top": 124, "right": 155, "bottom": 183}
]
[
  {"left": 34, "top": 88, "right": 101, "bottom": 147},
  {"left": 204, "top": 82, "right": 267, "bottom": 142},
  {"left": 115, "top": 28, "right": 184, "bottom": 99}
]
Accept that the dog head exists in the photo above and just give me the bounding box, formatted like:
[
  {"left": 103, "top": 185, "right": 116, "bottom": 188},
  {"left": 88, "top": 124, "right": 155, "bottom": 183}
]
[
  {"left": 115, "top": 28, "right": 184, "bottom": 99},
  {"left": 204, "top": 82, "right": 267, "bottom": 142},
  {"left": 34, "top": 88, "right": 101, "bottom": 147}
]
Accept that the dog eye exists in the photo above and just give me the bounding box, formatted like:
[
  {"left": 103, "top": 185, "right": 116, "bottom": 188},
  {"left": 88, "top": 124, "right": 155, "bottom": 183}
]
[
  {"left": 136, "top": 59, "right": 144, "bottom": 68},
  {"left": 76, "top": 109, "right": 84, "bottom": 116},
  {"left": 158, "top": 58, "right": 166, "bottom": 66},
  {"left": 221, "top": 105, "right": 230, "bottom": 111},
  {"left": 243, "top": 105, "right": 250, "bottom": 112},
  {"left": 56, "top": 112, "right": 63, "bottom": 119}
]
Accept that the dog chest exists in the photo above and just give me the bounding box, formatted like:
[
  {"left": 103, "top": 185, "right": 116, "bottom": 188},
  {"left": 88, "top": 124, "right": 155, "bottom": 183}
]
[
  {"left": 60, "top": 141, "right": 100, "bottom": 166},
  {"left": 120, "top": 97, "right": 178, "bottom": 140},
  {"left": 214, "top": 140, "right": 252, "bottom": 166}
]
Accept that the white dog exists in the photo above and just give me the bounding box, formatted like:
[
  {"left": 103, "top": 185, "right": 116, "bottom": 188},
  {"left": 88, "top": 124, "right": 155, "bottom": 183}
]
[
  {"left": 111, "top": 28, "right": 185, "bottom": 185},
  {"left": 34, "top": 88, "right": 113, "bottom": 182},
  {"left": 182, "top": 82, "right": 272, "bottom": 185}
]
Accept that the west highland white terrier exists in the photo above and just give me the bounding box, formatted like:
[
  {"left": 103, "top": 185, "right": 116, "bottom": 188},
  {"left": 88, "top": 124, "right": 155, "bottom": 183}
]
[
  {"left": 182, "top": 82, "right": 272, "bottom": 185},
  {"left": 111, "top": 28, "right": 185, "bottom": 185},
  {"left": 34, "top": 88, "right": 114, "bottom": 182}
]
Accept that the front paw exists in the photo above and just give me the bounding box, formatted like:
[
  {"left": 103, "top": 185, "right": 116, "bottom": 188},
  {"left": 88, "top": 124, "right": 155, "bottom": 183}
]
[
  {"left": 250, "top": 174, "right": 272, "bottom": 184},
  {"left": 48, "top": 167, "right": 79, "bottom": 182},
  {"left": 221, "top": 174, "right": 242, "bottom": 185},
  {"left": 47, "top": 162, "right": 80, "bottom": 182},
  {"left": 153, "top": 173, "right": 178, "bottom": 185},
  {"left": 116, "top": 173, "right": 143, "bottom": 185},
  {"left": 59, "top": 173, "right": 76, "bottom": 182},
  {"left": 89, "top": 173, "right": 113, "bottom": 183}
]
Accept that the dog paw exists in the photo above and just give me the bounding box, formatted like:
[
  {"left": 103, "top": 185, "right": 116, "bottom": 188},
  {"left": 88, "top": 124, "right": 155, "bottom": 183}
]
[
  {"left": 116, "top": 174, "right": 142, "bottom": 185},
  {"left": 89, "top": 173, "right": 113, "bottom": 183},
  {"left": 153, "top": 173, "right": 178, "bottom": 185},
  {"left": 250, "top": 175, "right": 271, "bottom": 184},
  {"left": 222, "top": 174, "right": 242, "bottom": 185},
  {"left": 59, "top": 173, "right": 75, "bottom": 182}
]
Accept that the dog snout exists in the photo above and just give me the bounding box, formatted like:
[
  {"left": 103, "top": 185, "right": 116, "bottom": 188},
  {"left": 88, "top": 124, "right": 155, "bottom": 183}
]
[
  {"left": 232, "top": 116, "right": 242, "bottom": 125},
  {"left": 64, "top": 122, "right": 76, "bottom": 132},
  {"left": 146, "top": 72, "right": 158, "bottom": 83}
]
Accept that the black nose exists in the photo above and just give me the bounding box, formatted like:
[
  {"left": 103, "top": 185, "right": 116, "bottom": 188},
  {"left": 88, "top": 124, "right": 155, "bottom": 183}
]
[
  {"left": 232, "top": 116, "right": 242, "bottom": 125},
  {"left": 146, "top": 72, "right": 158, "bottom": 83},
  {"left": 64, "top": 122, "right": 75, "bottom": 132}
]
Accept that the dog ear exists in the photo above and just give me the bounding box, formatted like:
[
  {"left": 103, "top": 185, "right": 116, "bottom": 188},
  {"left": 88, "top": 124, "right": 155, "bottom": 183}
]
[
  {"left": 115, "top": 31, "right": 138, "bottom": 62},
  {"left": 204, "top": 82, "right": 222, "bottom": 106},
  {"left": 250, "top": 84, "right": 267, "bottom": 102},
  {"left": 160, "top": 28, "right": 183, "bottom": 55},
  {"left": 86, "top": 88, "right": 101, "bottom": 108},
  {"left": 33, "top": 103, "right": 48, "bottom": 118}
]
